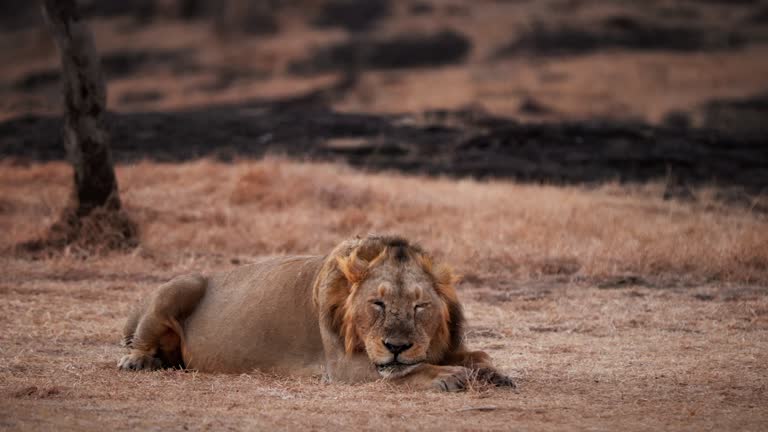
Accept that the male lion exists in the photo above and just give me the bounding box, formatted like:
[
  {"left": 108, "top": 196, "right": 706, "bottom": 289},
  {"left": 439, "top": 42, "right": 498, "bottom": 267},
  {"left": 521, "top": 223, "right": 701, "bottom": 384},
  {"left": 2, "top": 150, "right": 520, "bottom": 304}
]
[{"left": 118, "top": 235, "right": 514, "bottom": 391}]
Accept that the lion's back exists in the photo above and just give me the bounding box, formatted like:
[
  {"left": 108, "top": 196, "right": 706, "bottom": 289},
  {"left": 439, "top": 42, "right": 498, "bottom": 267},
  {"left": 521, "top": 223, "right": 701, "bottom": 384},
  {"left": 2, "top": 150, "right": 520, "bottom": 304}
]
[{"left": 182, "top": 255, "right": 326, "bottom": 374}]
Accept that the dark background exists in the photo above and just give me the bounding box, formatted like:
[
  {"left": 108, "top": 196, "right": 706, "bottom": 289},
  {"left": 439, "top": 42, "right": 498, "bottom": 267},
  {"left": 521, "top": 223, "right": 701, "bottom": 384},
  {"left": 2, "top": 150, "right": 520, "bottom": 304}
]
[{"left": 1, "top": 0, "right": 767, "bottom": 196}]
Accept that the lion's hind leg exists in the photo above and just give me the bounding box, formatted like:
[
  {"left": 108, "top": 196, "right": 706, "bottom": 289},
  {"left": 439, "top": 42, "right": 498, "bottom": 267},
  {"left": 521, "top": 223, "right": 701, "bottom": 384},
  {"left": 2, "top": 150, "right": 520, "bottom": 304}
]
[{"left": 118, "top": 274, "right": 207, "bottom": 371}]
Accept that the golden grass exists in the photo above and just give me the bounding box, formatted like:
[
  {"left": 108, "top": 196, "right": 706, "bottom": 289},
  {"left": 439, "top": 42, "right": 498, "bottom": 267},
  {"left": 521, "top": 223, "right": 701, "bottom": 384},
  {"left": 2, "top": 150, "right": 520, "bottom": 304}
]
[
  {"left": 4, "top": 157, "right": 765, "bottom": 284},
  {"left": 1, "top": 159, "right": 767, "bottom": 431}
]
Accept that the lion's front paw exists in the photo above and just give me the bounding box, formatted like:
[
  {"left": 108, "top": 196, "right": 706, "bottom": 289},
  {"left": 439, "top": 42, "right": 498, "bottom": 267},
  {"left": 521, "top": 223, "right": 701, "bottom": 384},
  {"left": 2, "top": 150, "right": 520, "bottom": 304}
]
[
  {"left": 432, "top": 366, "right": 469, "bottom": 392},
  {"left": 476, "top": 367, "right": 516, "bottom": 388},
  {"left": 488, "top": 371, "right": 516, "bottom": 388},
  {"left": 117, "top": 352, "right": 162, "bottom": 371}
]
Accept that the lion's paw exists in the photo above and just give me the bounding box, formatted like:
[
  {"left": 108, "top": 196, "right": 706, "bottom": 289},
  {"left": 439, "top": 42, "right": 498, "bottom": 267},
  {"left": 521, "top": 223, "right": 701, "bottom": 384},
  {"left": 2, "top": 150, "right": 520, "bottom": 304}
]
[
  {"left": 432, "top": 366, "right": 469, "bottom": 392},
  {"left": 488, "top": 371, "right": 516, "bottom": 388},
  {"left": 117, "top": 353, "right": 162, "bottom": 371},
  {"left": 476, "top": 367, "right": 516, "bottom": 388}
]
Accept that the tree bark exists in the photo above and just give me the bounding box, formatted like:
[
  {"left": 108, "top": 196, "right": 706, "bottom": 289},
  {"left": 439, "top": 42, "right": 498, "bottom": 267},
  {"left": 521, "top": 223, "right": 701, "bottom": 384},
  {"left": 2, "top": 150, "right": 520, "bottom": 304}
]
[{"left": 41, "top": 0, "right": 121, "bottom": 217}]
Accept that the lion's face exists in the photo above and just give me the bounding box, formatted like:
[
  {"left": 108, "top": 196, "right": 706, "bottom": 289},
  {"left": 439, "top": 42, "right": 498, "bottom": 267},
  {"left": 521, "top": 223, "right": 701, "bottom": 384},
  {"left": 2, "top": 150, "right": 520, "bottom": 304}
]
[
  {"left": 352, "top": 258, "right": 447, "bottom": 377},
  {"left": 324, "top": 238, "right": 462, "bottom": 379}
]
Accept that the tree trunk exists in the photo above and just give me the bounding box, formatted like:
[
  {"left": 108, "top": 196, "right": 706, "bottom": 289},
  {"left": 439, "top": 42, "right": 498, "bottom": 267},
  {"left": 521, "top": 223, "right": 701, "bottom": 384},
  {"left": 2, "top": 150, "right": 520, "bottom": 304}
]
[
  {"left": 42, "top": 0, "right": 121, "bottom": 217},
  {"left": 17, "top": 0, "right": 137, "bottom": 254}
]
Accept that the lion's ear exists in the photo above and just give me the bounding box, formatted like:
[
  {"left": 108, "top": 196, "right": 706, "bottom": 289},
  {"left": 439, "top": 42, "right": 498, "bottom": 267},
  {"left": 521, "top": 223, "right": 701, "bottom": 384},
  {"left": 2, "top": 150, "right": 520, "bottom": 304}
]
[
  {"left": 335, "top": 249, "right": 369, "bottom": 284},
  {"left": 417, "top": 254, "right": 462, "bottom": 290}
]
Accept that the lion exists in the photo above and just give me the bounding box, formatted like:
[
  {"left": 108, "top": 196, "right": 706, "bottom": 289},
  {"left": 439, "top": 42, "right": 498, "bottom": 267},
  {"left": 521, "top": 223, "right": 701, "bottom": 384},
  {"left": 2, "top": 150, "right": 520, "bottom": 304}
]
[{"left": 118, "top": 235, "right": 514, "bottom": 391}]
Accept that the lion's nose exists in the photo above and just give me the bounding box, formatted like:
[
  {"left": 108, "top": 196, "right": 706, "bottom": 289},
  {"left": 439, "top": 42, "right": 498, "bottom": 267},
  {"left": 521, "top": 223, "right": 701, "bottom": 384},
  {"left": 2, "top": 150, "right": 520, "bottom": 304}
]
[{"left": 383, "top": 340, "right": 413, "bottom": 355}]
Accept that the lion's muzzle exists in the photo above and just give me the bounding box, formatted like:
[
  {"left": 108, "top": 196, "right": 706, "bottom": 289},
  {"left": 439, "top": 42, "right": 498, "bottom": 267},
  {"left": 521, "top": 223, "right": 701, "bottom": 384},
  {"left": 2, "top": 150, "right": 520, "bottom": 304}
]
[{"left": 383, "top": 339, "right": 413, "bottom": 355}]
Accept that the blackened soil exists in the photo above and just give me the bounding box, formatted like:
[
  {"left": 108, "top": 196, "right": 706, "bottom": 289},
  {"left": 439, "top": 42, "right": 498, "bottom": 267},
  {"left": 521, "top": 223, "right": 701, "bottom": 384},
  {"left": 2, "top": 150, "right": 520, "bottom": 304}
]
[
  {"left": 1, "top": 95, "right": 766, "bottom": 194},
  {"left": 312, "top": 0, "right": 391, "bottom": 32},
  {"left": 497, "top": 15, "right": 746, "bottom": 57},
  {"left": 703, "top": 92, "right": 768, "bottom": 136},
  {"left": 289, "top": 30, "right": 471, "bottom": 75}
]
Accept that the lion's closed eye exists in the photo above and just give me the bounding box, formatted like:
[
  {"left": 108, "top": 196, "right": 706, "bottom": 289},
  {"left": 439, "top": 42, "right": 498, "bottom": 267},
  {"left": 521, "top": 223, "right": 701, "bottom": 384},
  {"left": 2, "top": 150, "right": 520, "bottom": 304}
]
[{"left": 414, "top": 303, "right": 431, "bottom": 313}]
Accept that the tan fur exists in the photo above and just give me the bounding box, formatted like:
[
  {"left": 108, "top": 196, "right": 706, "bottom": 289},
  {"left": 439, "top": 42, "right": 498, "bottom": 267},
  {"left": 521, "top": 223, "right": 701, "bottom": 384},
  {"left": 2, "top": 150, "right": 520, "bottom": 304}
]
[{"left": 118, "top": 235, "right": 514, "bottom": 391}]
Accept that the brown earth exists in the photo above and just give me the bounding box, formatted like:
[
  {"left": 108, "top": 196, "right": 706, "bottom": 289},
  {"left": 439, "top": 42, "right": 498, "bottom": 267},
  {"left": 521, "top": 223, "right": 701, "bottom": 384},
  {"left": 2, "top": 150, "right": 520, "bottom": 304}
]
[{"left": 1, "top": 159, "right": 767, "bottom": 431}]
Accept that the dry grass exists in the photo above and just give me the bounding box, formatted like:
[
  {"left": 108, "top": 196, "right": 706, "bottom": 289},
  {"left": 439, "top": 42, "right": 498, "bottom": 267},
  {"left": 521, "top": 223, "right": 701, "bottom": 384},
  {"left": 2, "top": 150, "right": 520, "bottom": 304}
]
[
  {"left": 4, "top": 157, "right": 766, "bottom": 284},
  {"left": 1, "top": 159, "right": 767, "bottom": 431}
]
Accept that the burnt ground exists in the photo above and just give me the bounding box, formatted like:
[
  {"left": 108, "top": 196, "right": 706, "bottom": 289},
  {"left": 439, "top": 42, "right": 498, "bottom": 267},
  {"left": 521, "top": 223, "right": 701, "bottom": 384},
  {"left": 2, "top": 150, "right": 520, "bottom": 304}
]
[
  {"left": 494, "top": 15, "right": 748, "bottom": 58},
  {"left": 1, "top": 95, "right": 766, "bottom": 195}
]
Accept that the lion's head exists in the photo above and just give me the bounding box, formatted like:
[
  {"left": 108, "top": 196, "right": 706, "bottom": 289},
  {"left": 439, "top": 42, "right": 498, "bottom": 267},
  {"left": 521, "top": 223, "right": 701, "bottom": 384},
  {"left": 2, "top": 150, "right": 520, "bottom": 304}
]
[{"left": 314, "top": 235, "right": 464, "bottom": 378}]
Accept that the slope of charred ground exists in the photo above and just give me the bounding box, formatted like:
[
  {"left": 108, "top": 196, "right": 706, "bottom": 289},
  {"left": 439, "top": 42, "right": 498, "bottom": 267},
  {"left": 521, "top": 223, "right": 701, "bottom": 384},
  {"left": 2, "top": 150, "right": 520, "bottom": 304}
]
[
  {"left": 1, "top": 102, "right": 766, "bottom": 194},
  {"left": 495, "top": 15, "right": 747, "bottom": 58}
]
